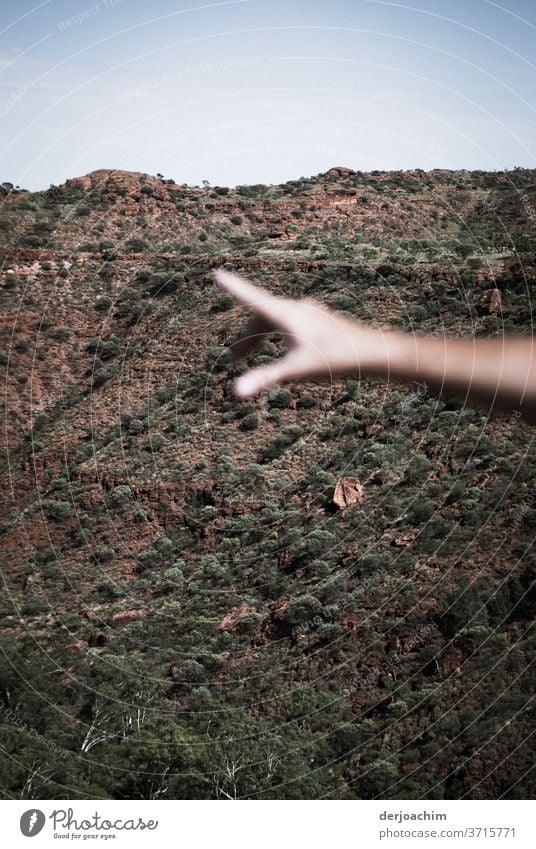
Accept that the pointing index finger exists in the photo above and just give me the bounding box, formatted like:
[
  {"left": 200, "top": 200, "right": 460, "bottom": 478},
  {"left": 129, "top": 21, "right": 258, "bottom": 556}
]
[{"left": 212, "top": 269, "right": 292, "bottom": 327}]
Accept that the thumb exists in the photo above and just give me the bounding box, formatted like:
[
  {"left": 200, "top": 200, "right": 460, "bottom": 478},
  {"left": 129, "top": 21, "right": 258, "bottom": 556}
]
[{"left": 234, "top": 353, "right": 300, "bottom": 398}]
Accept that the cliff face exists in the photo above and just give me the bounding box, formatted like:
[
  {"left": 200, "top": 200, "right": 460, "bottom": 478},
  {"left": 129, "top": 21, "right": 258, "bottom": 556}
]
[
  {"left": 1, "top": 165, "right": 505, "bottom": 247},
  {"left": 0, "top": 167, "right": 535, "bottom": 800},
  {"left": 0, "top": 167, "right": 522, "bottom": 446}
]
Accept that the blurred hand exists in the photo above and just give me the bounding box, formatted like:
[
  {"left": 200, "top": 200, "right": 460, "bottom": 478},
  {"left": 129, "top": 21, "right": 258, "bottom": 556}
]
[
  {"left": 213, "top": 269, "right": 536, "bottom": 421},
  {"left": 213, "top": 269, "right": 389, "bottom": 397}
]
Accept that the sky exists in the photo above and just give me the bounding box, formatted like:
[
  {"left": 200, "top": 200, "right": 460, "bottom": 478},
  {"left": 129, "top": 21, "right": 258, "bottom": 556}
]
[{"left": 1, "top": 0, "right": 535, "bottom": 190}]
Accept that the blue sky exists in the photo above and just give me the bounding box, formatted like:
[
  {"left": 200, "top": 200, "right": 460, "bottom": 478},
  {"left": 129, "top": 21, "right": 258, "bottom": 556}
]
[{"left": 1, "top": 0, "right": 535, "bottom": 190}]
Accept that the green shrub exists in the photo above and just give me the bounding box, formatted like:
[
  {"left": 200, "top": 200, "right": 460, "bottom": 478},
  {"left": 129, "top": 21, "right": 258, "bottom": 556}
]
[
  {"left": 19, "top": 234, "right": 47, "bottom": 248},
  {"left": 137, "top": 546, "right": 161, "bottom": 571},
  {"left": 279, "top": 594, "right": 323, "bottom": 625},
  {"left": 91, "top": 363, "right": 119, "bottom": 388},
  {"left": 110, "top": 485, "right": 132, "bottom": 507},
  {"left": 146, "top": 271, "right": 181, "bottom": 296},
  {"left": 282, "top": 424, "right": 303, "bottom": 440},
  {"left": 86, "top": 337, "right": 119, "bottom": 360},
  {"left": 95, "top": 296, "right": 113, "bottom": 312},
  {"left": 33, "top": 413, "right": 49, "bottom": 431},
  {"left": 115, "top": 288, "right": 145, "bottom": 319},
  {"left": 36, "top": 317, "right": 54, "bottom": 331},
  {"left": 211, "top": 293, "right": 234, "bottom": 313},
  {"left": 95, "top": 543, "right": 115, "bottom": 563},
  {"left": 163, "top": 566, "right": 184, "bottom": 585},
  {"left": 268, "top": 387, "right": 292, "bottom": 408},
  {"left": 125, "top": 237, "right": 149, "bottom": 252},
  {"left": 149, "top": 433, "right": 166, "bottom": 452},
  {"left": 409, "top": 498, "right": 435, "bottom": 523},
  {"left": 239, "top": 413, "right": 259, "bottom": 431},
  {"left": 50, "top": 327, "right": 70, "bottom": 342},
  {"left": 181, "top": 659, "right": 205, "bottom": 683},
  {"left": 262, "top": 433, "right": 295, "bottom": 461},
  {"left": 298, "top": 394, "right": 318, "bottom": 408},
  {"left": 161, "top": 600, "right": 182, "bottom": 615},
  {"left": 238, "top": 612, "right": 263, "bottom": 635},
  {"left": 41, "top": 499, "right": 72, "bottom": 521}
]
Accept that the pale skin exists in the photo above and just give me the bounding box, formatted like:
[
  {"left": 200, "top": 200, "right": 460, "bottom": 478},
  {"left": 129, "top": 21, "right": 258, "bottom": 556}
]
[{"left": 213, "top": 269, "right": 536, "bottom": 423}]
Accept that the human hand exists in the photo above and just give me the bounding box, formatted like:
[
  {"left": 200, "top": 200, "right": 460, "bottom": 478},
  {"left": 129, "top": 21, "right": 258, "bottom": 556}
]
[{"left": 213, "top": 269, "right": 393, "bottom": 397}]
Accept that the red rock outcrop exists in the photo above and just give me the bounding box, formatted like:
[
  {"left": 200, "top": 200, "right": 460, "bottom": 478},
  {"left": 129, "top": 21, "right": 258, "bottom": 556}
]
[
  {"left": 325, "top": 166, "right": 356, "bottom": 177},
  {"left": 217, "top": 602, "right": 255, "bottom": 633},
  {"left": 333, "top": 476, "right": 365, "bottom": 510},
  {"left": 479, "top": 288, "right": 502, "bottom": 314}
]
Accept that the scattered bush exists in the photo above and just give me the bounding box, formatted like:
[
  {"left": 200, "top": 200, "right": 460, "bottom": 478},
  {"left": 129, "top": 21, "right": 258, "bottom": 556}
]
[
  {"left": 95, "top": 543, "right": 115, "bottom": 563},
  {"left": 239, "top": 413, "right": 259, "bottom": 431},
  {"left": 268, "top": 387, "right": 292, "bottom": 408},
  {"left": 125, "top": 237, "right": 149, "bottom": 252},
  {"left": 95, "top": 296, "right": 113, "bottom": 312},
  {"left": 41, "top": 499, "right": 72, "bottom": 521}
]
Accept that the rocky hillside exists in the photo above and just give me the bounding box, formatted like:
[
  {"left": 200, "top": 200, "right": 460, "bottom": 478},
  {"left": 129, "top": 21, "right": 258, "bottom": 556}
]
[{"left": 0, "top": 167, "right": 535, "bottom": 800}]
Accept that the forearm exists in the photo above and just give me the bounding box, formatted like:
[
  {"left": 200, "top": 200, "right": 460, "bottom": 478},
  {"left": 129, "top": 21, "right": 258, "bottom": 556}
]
[
  {"left": 363, "top": 326, "right": 536, "bottom": 422},
  {"left": 213, "top": 270, "right": 536, "bottom": 419}
]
